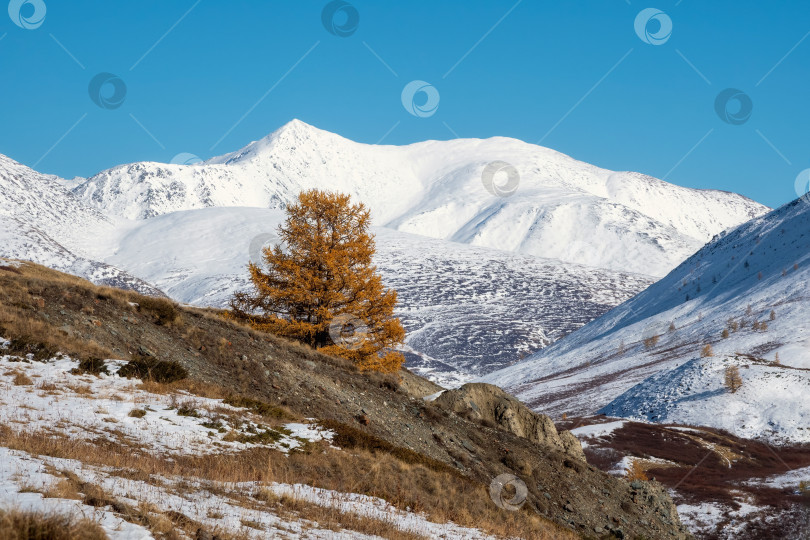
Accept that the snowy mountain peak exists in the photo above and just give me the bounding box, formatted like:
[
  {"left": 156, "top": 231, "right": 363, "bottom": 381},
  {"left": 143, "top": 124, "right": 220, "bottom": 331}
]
[{"left": 206, "top": 119, "right": 338, "bottom": 166}]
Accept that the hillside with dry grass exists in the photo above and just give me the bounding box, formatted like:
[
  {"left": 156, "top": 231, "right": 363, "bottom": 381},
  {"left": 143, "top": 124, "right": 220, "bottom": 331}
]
[{"left": 0, "top": 259, "right": 692, "bottom": 539}]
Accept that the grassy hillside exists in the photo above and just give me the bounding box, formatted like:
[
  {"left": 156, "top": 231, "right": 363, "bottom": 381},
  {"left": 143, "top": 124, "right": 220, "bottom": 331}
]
[{"left": 0, "top": 259, "right": 691, "bottom": 539}]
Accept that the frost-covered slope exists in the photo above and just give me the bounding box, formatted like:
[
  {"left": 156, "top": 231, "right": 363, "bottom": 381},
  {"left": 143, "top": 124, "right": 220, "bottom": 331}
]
[
  {"left": 482, "top": 198, "right": 810, "bottom": 443},
  {"left": 72, "top": 120, "right": 768, "bottom": 276},
  {"left": 0, "top": 155, "right": 164, "bottom": 294},
  {"left": 104, "top": 206, "right": 654, "bottom": 381}
]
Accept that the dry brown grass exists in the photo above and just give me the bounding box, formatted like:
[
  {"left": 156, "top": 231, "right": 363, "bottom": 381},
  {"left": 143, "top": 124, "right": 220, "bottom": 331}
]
[
  {"left": 0, "top": 425, "right": 572, "bottom": 540},
  {"left": 251, "top": 489, "right": 429, "bottom": 539},
  {"left": 0, "top": 305, "right": 112, "bottom": 362},
  {"left": 11, "top": 372, "right": 32, "bottom": 386},
  {"left": 0, "top": 508, "right": 108, "bottom": 540}
]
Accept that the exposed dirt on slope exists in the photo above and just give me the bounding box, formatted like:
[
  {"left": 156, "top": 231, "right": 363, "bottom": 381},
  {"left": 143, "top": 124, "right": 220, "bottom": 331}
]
[
  {"left": 560, "top": 416, "right": 810, "bottom": 539},
  {"left": 0, "top": 261, "right": 693, "bottom": 539}
]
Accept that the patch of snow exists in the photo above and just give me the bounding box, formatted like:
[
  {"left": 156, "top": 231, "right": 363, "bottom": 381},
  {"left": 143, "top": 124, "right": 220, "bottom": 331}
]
[
  {"left": 0, "top": 446, "right": 496, "bottom": 539},
  {"left": 0, "top": 352, "right": 332, "bottom": 456}
]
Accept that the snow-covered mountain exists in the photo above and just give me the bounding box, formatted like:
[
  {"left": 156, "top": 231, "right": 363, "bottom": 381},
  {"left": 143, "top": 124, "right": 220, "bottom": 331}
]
[
  {"left": 0, "top": 121, "right": 774, "bottom": 384},
  {"left": 482, "top": 198, "right": 810, "bottom": 444},
  {"left": 72, "top": 119, "right": 768, "bottom": 277},
  {"left": 0, "top": 155, "right": 163, "bottom": 294}
]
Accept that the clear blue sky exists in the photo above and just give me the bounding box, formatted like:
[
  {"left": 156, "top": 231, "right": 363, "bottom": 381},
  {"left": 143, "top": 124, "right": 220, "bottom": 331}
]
[{"left": 2, "top": 0, "right": 809, "bottom": 208}]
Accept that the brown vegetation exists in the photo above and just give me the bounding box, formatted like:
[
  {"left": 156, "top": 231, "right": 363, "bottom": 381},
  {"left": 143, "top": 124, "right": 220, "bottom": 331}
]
[
  {"left": 0, "top": 508, "right": 108, "bottom": 540},
  {"left": 0, "top": 425, "right": 571, "bottom": 540}
]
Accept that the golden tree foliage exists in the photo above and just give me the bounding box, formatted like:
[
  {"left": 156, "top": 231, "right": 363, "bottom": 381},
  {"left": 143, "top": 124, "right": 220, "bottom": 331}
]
[
  {"left": 230, "top": 189, "right": 405, "bottom": 372},
  {"left": 625, "top": 460, "right": 649, "bottom": 482}
]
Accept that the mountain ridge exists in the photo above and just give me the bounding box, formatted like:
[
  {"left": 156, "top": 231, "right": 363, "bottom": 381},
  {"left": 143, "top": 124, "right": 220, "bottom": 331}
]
[{"left": 70, "top": 119, "right": 769, "bottom": 277}]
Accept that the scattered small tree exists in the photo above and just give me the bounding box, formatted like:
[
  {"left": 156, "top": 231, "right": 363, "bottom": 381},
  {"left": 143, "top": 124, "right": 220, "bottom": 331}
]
[
  {"left": 728, "top": 319, "right": 739, "bottom": 333},
  {"left": 774, "top": 352, "right": 781, "bottom": 365},
  {"left": 746, "top": 304, "right": 753, "bottom": 316},
  {"left": 625, "top": 460, "right": 649, "bottom": 482},
  {"left": 701, "top": 344, "right": 714, "bottom": 358},
  {"left": 618, "top": 340, "right": 626, "bottom": 355},
  {"left": 724, "top": 365, "right": 743, "bottom": 393},
  {"left": 643, "top": 335, "right": 660, "bottom": 350},
  {"left": 794, "top": 263, "right": 800, "bottom": 271},
  {"left": 757, "top": 271, "right": 763, "bottom": 280},
  {"left": 229, "top": 189, "right": 405, "bottom": 372},
  {"left": 721, "top": 328, "right": 730, "bottom": 339},
  {"left": 668, "top": 322, "right": 676, "bottom": 333},
  {"left": 770, "top": 310, "right": 776, "bottom": 321}
]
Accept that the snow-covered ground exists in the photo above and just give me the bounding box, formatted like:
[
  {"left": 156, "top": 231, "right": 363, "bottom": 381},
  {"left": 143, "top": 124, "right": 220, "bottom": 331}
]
[
  {"left": 0, "top": 445, "right": 497, "bottom": 540},
  {"left": 0, "top": 346, "right": 497, "bottom": 539},
  {"left": 0, "top": 352, "right": 333, "bottom": 456},
  {"left": 484, "top": 198, "right": 810, "bottom": 444},
  {"left": 601, "top": 355, "right": 810, "bottom": 444}
]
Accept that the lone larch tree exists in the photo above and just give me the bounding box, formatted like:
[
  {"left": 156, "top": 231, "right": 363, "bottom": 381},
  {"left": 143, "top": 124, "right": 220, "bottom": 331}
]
[{"left": 230, "top": 189, "right": 405, "bottom": 372}]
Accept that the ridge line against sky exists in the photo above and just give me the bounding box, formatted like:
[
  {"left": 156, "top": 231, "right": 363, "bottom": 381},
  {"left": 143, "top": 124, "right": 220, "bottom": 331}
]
[{"left": 2, "top": 1, "right": 809, "bottom": 208}]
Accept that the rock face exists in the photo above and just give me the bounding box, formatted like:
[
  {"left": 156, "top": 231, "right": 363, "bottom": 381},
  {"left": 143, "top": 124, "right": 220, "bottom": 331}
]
[{"left": 433, "top": 383, "right": 586, "bottom": 461}]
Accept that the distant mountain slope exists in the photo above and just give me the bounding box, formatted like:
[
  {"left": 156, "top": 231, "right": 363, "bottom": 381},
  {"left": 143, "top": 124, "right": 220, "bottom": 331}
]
[
  {"left": 482, "top": 198, "right": 810, "bottom": 443},
  {"left": 72, "top": 120, "right": 768, "bottom": 276},
  {"left": 104, "top": 207, "right": 654, "bottom": 381},
  {"left": 0, "top": 155, "right": 164, "bottom": 295}
]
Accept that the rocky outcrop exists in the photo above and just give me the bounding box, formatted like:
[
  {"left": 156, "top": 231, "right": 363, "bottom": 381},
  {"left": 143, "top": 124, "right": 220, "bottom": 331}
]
[{"left": 432, "top": 383, "right": 586, "bottom": 461}]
